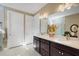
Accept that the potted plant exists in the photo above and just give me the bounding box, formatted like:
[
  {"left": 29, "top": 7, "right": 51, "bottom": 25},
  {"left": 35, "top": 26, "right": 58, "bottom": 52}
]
[{"left": 48, "top": 24, "right": 57, "bottom": 37}]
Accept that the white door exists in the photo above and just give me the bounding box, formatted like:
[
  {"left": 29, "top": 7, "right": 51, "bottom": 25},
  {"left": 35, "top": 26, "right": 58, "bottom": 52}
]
[
  {"left": 25, "top": 15, "right": 33, "bottom": 44},
  {"left": 7, "top": 10, "right": 24, "bottom": 48}
]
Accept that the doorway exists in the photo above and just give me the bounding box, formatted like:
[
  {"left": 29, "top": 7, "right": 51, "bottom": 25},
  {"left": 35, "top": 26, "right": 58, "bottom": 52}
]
[{"left": 6, "top": 9, "right": 24, "bottom": 48}]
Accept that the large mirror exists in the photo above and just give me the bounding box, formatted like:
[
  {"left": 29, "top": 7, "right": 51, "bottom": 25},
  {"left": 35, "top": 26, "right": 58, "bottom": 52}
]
[
  {"left": 40, "top": 5, "right": 79, "bottom": 38},
  {"left": 48, "top": 6, "right": 79, "bottom": 37},
  {"left": 40, "top": 18, "right": 48, "bottom": 34}
]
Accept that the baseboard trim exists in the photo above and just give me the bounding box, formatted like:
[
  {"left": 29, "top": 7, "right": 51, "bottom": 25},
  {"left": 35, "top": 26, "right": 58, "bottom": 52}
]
[
  {"left": 26, "top": 43, "right": 33, "bottom": 45},
  {"left": 9, "top": 45, "right": 22, "bottom": 49},
  {"left": 5, "top": 43, "right": 33, "bottom": 49}
]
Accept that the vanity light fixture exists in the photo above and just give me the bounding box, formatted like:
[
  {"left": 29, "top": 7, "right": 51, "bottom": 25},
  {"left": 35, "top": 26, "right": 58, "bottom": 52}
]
[
  {"left": 39, "top": 13, "right": 48, "bottom": 19},
  {"left": 57, "top": 4, "right": 65, "bottom": 12},
  {"left": 58, "top": 3, "right": 78, "bottom": 12}
]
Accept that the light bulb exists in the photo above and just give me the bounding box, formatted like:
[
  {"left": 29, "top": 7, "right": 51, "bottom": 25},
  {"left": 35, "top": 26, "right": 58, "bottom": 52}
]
[{"left": 57, "top": 4, "right": 65, "bottom": 12}]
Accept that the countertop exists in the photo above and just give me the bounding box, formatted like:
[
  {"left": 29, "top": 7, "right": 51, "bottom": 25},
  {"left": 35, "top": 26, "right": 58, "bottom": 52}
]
[{"left": 34, "top": 34, "right": 79, "bottom": 49}]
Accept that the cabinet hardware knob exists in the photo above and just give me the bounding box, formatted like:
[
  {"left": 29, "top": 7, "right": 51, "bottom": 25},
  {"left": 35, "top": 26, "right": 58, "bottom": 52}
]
[
  {"left": 62, "top": 53, "right": 64, "bottom": 55},
  {"left": 59, "top": 51, "right": 61, "bottom": 53}
]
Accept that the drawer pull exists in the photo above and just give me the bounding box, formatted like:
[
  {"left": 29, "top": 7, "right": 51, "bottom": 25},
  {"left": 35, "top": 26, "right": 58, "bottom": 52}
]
[
  {"left": 59, "top": 51, "right": 61, "bottom": 54},
  {"left": 62, "top": 53, "right": 64, "bottom": 55}
]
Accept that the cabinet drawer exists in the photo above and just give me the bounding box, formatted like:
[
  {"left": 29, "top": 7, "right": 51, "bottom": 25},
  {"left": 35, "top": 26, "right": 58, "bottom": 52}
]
[
  {"left": 40, "top": 48, "right": 49, "bottom": 56},
  {"left": 51, "top": 42, "right": 79, "bottom": 56},
  {"left": 41, "top": 42, "right": 49, "bottom": 51},
  {"left": 59, "top": 45, "right": 79, "bottom": 56},
  {"left": 50, "top": 47, "right": 71, "bottom": 56},
  {"left": 40, "top": 39, "right": 49, "bottom": 44},
  {"left": 51, "top": 47, "right": 62, "bottom": 56}
]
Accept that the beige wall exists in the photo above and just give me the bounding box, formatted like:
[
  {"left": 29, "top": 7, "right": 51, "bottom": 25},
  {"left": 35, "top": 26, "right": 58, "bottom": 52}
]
[
  {"left": 34, "top": 3, "right": 61, "bottom": 16},
  {"left": 64, "top": 13, "right": 79, "bottom": 32}
]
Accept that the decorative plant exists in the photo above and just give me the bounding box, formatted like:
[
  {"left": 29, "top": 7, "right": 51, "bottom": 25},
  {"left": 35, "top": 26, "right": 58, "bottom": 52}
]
[{"left": 48, "top": 24, "right": 57, "bottom": 36}]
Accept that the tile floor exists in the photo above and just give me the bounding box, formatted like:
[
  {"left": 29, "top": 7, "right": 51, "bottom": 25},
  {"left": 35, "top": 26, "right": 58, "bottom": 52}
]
[{"left": 0, "top": 44, "right": 41, "bottom": 56}]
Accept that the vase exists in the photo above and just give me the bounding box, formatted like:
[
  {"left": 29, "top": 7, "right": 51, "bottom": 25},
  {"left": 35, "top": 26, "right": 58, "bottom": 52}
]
[{"left": 49, "top": 32, "right": 55, "bottom": 37}]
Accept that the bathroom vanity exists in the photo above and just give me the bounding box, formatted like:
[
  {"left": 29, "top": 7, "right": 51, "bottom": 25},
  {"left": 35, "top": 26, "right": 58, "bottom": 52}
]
[{"left": 33, "top": 34, "right": 79, "bottom": 56}]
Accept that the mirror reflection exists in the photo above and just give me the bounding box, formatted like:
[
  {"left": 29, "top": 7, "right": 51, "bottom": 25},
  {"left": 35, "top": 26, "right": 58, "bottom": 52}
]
[{"left": 47, "top": 13, "right": 79, "bottom": 38}]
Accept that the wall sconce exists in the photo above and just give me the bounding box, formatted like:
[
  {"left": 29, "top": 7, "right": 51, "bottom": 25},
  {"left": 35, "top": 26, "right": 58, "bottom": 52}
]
[{"left": 39, "top": 13, "right": 48, "bottom": 19}]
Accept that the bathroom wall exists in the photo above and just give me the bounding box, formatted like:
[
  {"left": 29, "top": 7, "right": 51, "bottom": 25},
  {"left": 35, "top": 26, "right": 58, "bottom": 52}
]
[{"left": 33, "top": 13, "right": 40, "bottom": 35}]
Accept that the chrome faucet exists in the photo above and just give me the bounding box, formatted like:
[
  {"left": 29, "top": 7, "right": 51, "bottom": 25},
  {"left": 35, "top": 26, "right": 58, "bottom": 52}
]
[{"left": 65, "top": 34, "right": 70, "bottom": 40}]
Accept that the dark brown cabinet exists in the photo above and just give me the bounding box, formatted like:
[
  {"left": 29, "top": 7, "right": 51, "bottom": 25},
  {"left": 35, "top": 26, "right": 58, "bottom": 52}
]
[
  {"left": 33, "top": 36, "right": 40, "bottom": 52},
  {"left": 40, "top": 39, "right": 50, "bottom": 56},
  {"left": 50, "top": 43, "right": 71, "bottom": 56},
  {"left": 33, "top": 36, "right": 79, "bottom": 56},
  {"left": 51, "top": 47, "right": 63, "bottom": 56}
]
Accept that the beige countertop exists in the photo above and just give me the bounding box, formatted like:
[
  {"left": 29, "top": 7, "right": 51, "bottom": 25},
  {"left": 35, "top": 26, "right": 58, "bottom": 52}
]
[{"left": 35, "top": 34, "right": 79, "bottom": 49}]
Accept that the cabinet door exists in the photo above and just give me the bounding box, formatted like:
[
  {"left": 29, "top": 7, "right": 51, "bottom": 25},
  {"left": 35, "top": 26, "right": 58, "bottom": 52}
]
[
  {"left": 36, "top": 40, "right": 40, "bottom": 52},
  {"left": 40, "top": 48, "right": 49, "bottom": 56},
  {"left": 33, "top": 37, "right": 40, "bottom": 52},
  {"left": 33, "top": 37, "right": 36, "bottom": 48},
  {"left": 51, "top": 47, "right": 62, "bottom": 56},
  {"left": 41, "top": 40, "right": 49, "bottom": 51},
  {"left": 50, "top": 42, "right": 72, "bottom": 56},
  {"left": 40, "top": 39, "right": 50, "bottom": 56}
]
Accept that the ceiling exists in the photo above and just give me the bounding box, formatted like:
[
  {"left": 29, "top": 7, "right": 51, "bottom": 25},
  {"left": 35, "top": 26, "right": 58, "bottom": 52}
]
[{"left": 1, "top": 3, "right": 47, "bottom": 15}]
